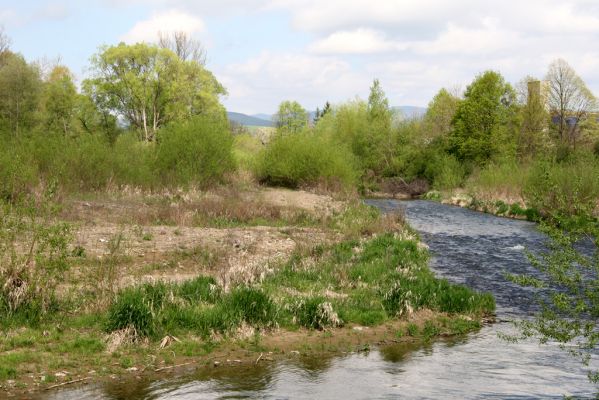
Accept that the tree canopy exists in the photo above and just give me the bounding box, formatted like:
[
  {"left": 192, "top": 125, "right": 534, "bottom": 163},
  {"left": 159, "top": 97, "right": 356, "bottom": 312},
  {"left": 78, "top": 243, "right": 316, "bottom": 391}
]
[
  {"left": 449, "top": 71, "right": 518, "bottom": 164},
  {"left": 84, "top": 42, "right": 226, "bottom": 141}
]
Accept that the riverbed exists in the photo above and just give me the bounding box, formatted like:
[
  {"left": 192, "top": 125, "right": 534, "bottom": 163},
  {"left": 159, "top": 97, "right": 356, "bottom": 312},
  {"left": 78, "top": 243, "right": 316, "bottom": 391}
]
[{"left": 42, "top": 200, "right": 598, "bottom": 399}]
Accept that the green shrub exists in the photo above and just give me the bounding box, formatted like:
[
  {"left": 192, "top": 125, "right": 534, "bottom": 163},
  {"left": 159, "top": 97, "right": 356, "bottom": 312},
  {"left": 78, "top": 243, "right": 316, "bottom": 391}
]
[
  {"left": 155, "top": 115, "right": 235, "bottom": 187},
  {"left": 256, "top": 131, "right": 358, "bottom": 189},
  {"left": 524, "top": 157, "right": 599, "bottom": 223}
]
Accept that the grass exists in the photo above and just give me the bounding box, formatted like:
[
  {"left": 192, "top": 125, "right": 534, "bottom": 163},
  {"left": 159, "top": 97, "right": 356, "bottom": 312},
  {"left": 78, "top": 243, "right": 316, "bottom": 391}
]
[{"left": 0, "top": 188, "right": 495, "bottom": 392}]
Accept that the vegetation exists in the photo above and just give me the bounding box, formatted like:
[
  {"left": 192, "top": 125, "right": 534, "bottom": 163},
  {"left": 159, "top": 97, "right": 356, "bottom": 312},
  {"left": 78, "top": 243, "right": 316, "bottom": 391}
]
[{"left": 0, "top": 25, "right": 598, "bottom": 393}]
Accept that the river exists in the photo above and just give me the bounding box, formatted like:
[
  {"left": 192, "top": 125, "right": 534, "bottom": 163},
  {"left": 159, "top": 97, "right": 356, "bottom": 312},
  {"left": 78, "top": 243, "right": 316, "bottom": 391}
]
[{"left": 42, "top": 200, "right": 598, "bottom": 399}]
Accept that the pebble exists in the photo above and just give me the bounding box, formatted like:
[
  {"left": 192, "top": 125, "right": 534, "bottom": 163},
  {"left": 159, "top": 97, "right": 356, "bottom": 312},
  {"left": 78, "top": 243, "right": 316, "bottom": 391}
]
[{"left": 213, "top": 361, "right": 221, "bottom": 367}]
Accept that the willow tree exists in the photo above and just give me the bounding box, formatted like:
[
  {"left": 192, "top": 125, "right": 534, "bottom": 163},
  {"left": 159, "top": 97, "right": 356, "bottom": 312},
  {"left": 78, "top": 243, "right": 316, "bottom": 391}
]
[{"left": 84, "top": 42, "right": 226, "bottom": 141}]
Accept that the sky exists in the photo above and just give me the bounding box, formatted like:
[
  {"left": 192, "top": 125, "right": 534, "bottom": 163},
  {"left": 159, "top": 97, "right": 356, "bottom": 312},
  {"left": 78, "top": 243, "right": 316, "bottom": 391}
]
[{"left": 2, "top": 0, "right": 599, "bottom": 114}]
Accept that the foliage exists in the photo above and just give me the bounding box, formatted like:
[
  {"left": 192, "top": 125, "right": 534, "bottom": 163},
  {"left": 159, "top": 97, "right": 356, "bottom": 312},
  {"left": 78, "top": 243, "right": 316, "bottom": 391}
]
[
  {"left": 256, "top": 130, "right": 358, "bottom": 189},
  {"left": 512, "top": 221, "right": 599, "bottom": 385},
  {"left": 155, "top": 114, "right": 235, "bottom": 187},
  {"left": 84, "top": 42, "right": 226, "bottom": 141},
  {"left": 449, "top": 71, "right": 518, "bottom": 165},
  {"left": 0, "top": 197, "right": 72, "bottom": 326},
  {"left": 274, "top": 100, "right": 308, "bottom": 134},
  {"left": 422, "top": 88, "right": 461, "bottom": 141},
  {"left": 0, "top": 52, "right": 41, "bottom": 137},
  {"left": 524, "top": 156, "right": 599, "bottom": 223},
  {"left": 39, "top": 65, "right": 77, "bottom": 135}
]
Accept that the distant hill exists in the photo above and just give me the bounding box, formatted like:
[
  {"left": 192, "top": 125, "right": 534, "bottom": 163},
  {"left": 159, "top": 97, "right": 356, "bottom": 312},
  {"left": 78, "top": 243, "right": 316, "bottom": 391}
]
[
  {"left": 251, "top": 113, "right": 273, "bottom": 122},
  {"left": 229, "top": 105, "right": 428, "bottom": 128},
  {"left": 227, "top": 112, "right": 274, "bottom": 127},
  {"left": 393, "top": 106, "right": 427, "bottom": 119}
]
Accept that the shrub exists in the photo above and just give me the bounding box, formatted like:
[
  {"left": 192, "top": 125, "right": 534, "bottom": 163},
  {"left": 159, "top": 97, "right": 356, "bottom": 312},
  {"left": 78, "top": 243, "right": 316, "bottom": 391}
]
[
  {"left": 256, "top": 131, "right": 358, "bottom": 189},
  {"left": 155, "top": 115, "right": 235, "bottom": 187},
  {"left": 524, "top": 157, "right": 599, "bottom": 223}
]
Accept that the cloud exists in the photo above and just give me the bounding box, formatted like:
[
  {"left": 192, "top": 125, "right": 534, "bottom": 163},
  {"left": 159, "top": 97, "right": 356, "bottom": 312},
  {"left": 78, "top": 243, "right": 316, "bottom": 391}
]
[
  {"left": 120, "top": 10, "right": 205, "bottom": 44},
  {"left": 409, "top": 19, "right": 521, "bottom": 55},
  {"left": 217, "top": 51, "right": 370, "bottom": 113},
  {"left": 309, "top": 28, "right": 405, "bottom": 54}
]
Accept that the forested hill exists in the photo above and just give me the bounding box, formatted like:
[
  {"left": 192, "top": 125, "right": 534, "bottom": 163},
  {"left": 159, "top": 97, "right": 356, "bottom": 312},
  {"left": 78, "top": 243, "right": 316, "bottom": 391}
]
[{"left": 227, "top": 112, "right": 274, "bottom": 127}]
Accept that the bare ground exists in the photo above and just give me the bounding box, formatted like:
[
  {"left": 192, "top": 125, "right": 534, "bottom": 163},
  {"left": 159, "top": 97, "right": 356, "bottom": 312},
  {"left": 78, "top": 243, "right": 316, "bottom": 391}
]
[{"left": 62, "top": 188, "right": 344, "bottom": 291}]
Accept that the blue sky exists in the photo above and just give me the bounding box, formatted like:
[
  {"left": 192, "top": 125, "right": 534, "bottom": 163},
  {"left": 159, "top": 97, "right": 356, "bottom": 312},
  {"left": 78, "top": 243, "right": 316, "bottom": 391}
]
[{"left": 3, "top": 0, "right": 599, "bottom": 114}]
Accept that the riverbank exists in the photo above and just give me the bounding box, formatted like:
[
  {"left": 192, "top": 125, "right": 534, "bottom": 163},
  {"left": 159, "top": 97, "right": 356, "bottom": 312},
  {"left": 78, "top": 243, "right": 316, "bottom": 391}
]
[
  {"left": 422, "top": 189, "right": 541, "bottom": 222},
  {"left": 0, "top": 187, "right": 495, "bottom": 397}
]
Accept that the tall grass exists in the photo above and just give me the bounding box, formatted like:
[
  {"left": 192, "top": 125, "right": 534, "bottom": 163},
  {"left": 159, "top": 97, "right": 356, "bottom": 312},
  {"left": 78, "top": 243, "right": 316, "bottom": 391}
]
[{"left": 466, "top": 158, "right": 532, "bottom": 201}]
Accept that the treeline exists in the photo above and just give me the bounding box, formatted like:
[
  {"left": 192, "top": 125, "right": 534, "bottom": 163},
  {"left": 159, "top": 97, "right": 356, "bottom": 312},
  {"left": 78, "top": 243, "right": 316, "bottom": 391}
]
[
  {"left": 0, "top": 29, "right": 234, "bottom": 200},
  {"left": 1, "top": 25, "right": 599, "bottom": 221},
  {"left": 256, "top": 61, "right": 599, "bottom": 220}
]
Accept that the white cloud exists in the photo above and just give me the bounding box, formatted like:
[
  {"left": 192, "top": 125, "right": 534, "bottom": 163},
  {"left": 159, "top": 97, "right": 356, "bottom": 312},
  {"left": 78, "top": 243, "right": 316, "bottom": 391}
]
[
  {"left": 120, "top": 10, "right": 205, "bottom": 44},
  {"left": 309, "top": 28, "right": 405, "bottom": 54},
  {"left": 409, "top": 20, "right": 521, "bottom": 55},
  {"left": 217, "top": 51, "right": 370, "bottom": 113}
]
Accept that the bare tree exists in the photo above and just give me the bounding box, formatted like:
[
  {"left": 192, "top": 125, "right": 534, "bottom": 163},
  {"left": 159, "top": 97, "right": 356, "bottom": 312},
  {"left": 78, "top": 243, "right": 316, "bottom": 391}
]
[
  {"left": 158, "top": 31, "right": 207, "bottom": 66},
  {"left": 0, "top": 26, "right": 10, "bottom": 54},
  {"left": 545, "top": 59, "right": 597, "bottom": 147}
]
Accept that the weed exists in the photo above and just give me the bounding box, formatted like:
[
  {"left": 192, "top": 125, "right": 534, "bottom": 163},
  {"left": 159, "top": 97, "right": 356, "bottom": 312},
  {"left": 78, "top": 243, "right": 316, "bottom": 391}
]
[{"left": 407, "top": 323, "right": 419, "bottom": 336}]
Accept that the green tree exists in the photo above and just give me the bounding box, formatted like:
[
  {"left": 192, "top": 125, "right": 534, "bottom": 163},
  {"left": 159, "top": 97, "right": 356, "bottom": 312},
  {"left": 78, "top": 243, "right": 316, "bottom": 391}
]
[
  {"left": 274, "top": 100, "right": 308, "bottom": 134},
  {"left": 84, "top": 42, "right": 226, "bottom": 142},
  {"left": 365, "top": 79, "right": 394, "bottom": 174},
  {"left": 449, "top": 71, "right": 518, "bottom": 164},
  {"left": 314, "top": 101, "right": 332, "bottom": 124},
  {"left": 40, "top": 65, "right": 77, "bottom": 135},
  {"left": 423, "top": 88, "right": 461, "bottom": 142},
  {"left": 0, "top": 52, "right": 41, "bottom": 137}
]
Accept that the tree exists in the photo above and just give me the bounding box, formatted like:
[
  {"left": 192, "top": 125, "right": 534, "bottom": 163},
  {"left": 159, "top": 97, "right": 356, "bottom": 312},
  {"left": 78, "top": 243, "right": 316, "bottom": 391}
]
[
  {"left": 0, "top": 26, "right": 10, "bottom": 57},
  {"left": 545, "top": 59, "right": 597, "bottom": 147},
  {"left": 423, "top": 88, "right": 461, "bottom": 142},
  {"left": 40, "top": 65, "right": 77, "bottom": 135},
  {"left": 84, "top": 42, "right": 225, "bottom": 142},
  {"left": 314, "top": 101, "right": 332, "bottom": 124},
  {"left": 0, "top": 52, "right": 41, "bottom": 137},
  {"left": 274, "top": 100, "right": 308, "bottom": 134},
  {"left": 158, "top": 31, "right": 206, "bottom": 66},
  {"left": 449, "top": 71, "right": 518, "bottom": 164}
]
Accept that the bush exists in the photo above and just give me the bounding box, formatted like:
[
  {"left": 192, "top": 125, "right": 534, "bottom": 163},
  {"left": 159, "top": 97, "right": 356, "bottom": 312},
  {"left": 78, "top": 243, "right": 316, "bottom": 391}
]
[
  {"left": 256, "top": 131, "right": 358, "bottom": 189},
  {"left": 466, "top": 158, "right": 531, "bottom": 199},
  {"left": 524, "top": 157, "right": 599, "bottom": 223},
  {"left": 155, "top": 115, "right": 235, "bottom": 187}
]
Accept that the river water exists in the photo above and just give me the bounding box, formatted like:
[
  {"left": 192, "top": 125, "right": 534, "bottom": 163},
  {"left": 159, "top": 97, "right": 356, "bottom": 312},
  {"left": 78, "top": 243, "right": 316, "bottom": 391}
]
[{"left": 44, "top": 200, "right": 598, "bottom": 399}]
